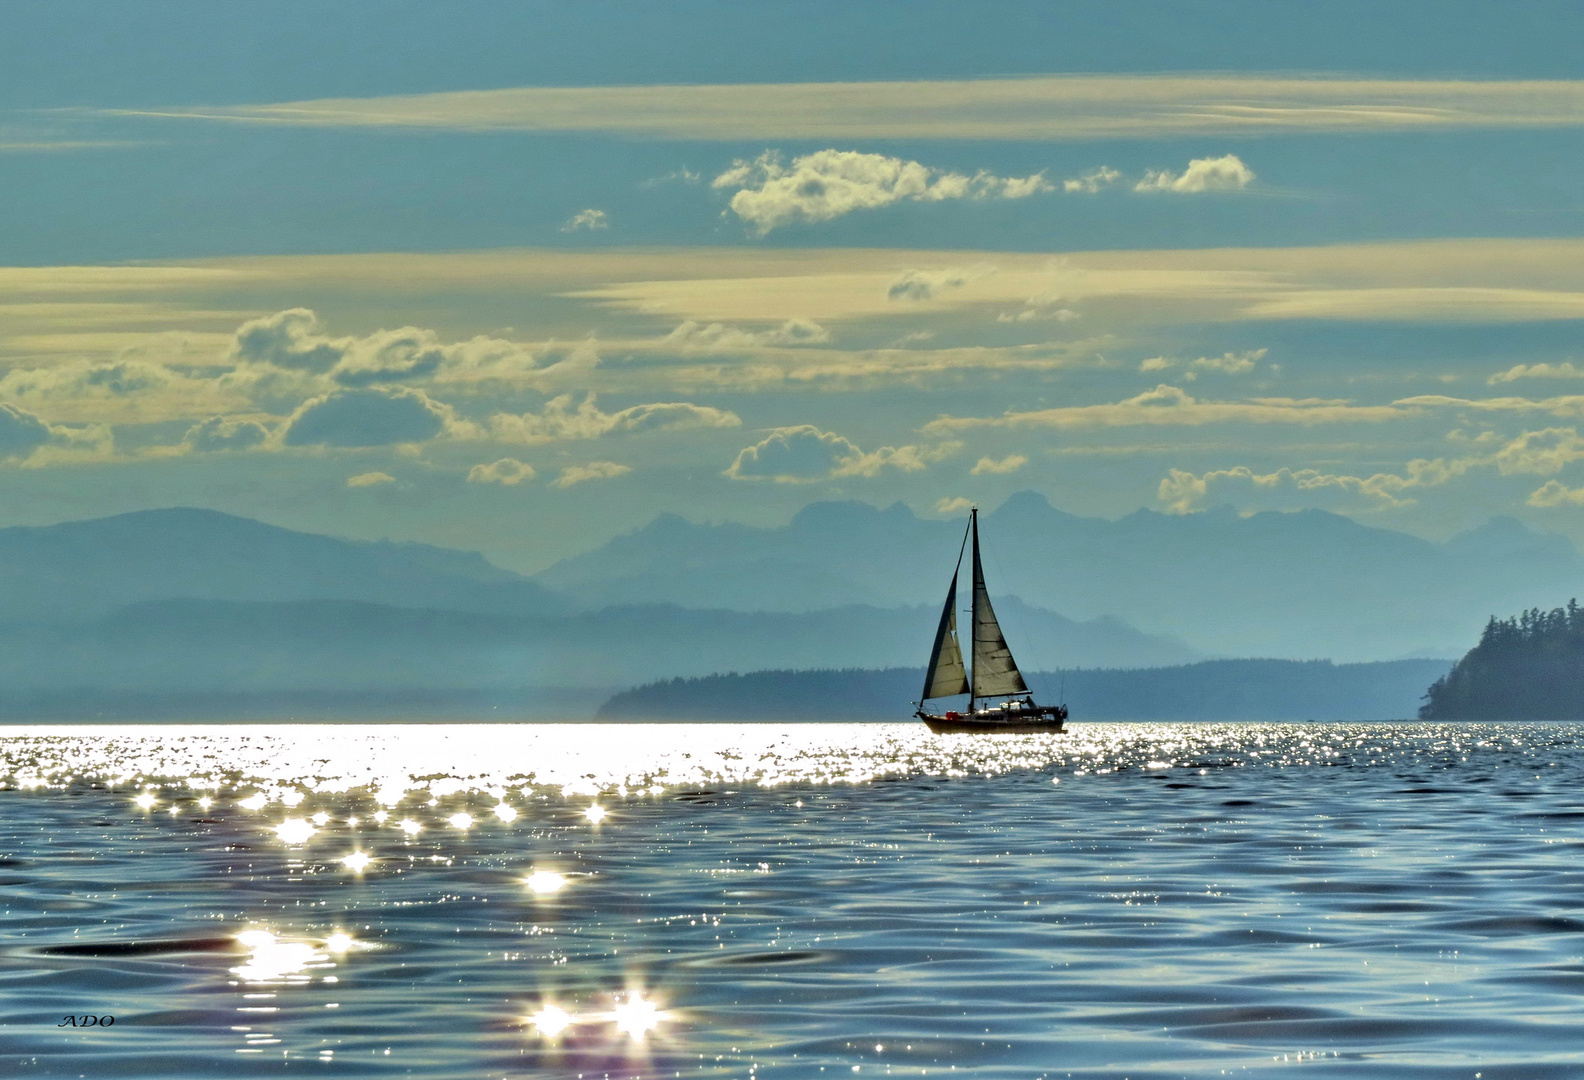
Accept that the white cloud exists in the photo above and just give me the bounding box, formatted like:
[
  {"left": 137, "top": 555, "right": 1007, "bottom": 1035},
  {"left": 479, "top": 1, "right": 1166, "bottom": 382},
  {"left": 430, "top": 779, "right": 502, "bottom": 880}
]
[
  {"left": 1062, "top": 166, "right": 1121, "bottom": 193},
  {"left": 0, "top": 403, "right": 59, "bottom": 460},
  {"left": 1157, "top": 458, "right": 1472, "bottom": 514},
  {"left": 1488, "top": 361, "right": 1584, "bottom": 384},
  {"left": 1527, "top": 480, "right": 1584, "bottom": 507},
  {"left": 1135, "top": 154, "right": 1255, "bottom": 193},
  {"left": 724, "top": 424, "right": 954, "bottom": 482},
  {"left": 1492, "top": 427, "right": 1584, "bottom": 475},
  {"left": 1139, "top": 348, "right": 1269, "bottom": 381},
  {"left": 561, "top": 208, "right": 609, "bottom": 232},
  {"left": 935, "top": 496, "right": 973, "bottom": 515},
  {"left": 925, "top": 384, "right": 1411, "bottom": 435},
  {"left": 347, "top": 471, "right": 395, "bottom": 488},
  {"left": 1140, "top": 356, "right": 1174, "bottom": 372},
  {"left": 282, "top": 386, "right": 464, "bottom": 448},
  {"left": 183, "top": 415, "right": 269, "bottom": 452},
  {"left": 714, "top": 150, "right": 1052, "bottom": 235},
  {"left": 971, "top": 454, "right": 1028, "bottom": 475},
  {"left": 489, "top": 394, "right": 740, "bottom": 445},
  {"left": 887, "top": 265, "right": 994, "bottom": 302},
  {"left": 467, "top": 458, "right": 537, "bottom": 486},
  {"left": 663, "top": 318, "right": 829, "bottom": 348},
  {"left": 552, "top": 461, "right": 632, "bottom": 488}
]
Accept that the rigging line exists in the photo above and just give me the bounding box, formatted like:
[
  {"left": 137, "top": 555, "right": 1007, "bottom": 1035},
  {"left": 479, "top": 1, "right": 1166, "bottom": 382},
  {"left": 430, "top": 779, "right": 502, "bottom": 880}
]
[{"left": 977, "top": 516, "right": 1058, "bottom": 706}]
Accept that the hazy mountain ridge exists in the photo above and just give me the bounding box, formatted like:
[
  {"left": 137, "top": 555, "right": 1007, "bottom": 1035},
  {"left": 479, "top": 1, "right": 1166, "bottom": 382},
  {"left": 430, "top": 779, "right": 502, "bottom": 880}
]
[
  {"left": 537, "top": 494, "right": 1584, "bottom": 660},
  {"left": 0, "top": 507, "right": 565, "bottom": 621},
  {"left": 0, "top": 592, "right": 1194, "bottom": 703}
]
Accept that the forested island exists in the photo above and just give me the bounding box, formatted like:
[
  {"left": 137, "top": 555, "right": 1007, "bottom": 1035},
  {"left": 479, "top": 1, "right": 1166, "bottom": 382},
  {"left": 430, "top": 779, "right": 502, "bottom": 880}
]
[
  {"left": 1420, "top": 601, "right": 1584, "bottom": 719},
  {"left": 600, "top": 658, "right": 1450, "bottom": 722}
]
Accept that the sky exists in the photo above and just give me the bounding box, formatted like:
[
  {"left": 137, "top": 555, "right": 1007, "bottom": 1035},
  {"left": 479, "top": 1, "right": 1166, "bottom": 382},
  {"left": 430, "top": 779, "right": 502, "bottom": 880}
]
[{"left": 5, "top": 0, "right": 1584, "bottom": 571}]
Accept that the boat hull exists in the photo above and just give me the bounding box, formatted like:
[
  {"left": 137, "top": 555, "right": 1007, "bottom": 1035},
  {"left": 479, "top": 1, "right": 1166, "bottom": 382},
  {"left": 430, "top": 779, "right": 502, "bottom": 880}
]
[{"left": 917, "top": 707, "right": 1067, "bottom": 734}]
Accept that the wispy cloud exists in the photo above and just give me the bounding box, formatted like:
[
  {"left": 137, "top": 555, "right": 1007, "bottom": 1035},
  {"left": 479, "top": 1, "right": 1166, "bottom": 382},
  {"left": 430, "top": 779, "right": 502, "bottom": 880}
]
[
  {"left": 466, "top": 458, "right": 536, "bottom": 486},
  {"left": 489, "top": 394, "right": 739, "bottom": 445},
  {"left": 1488, "top": 361, "right": 1584, "bottom": 384},
  {"left": 926, "top": 384, "right": 1411, "bottom": 434},
  {"left": 347, "top": 471, "right": 395, "bottom": 488},
  {"left": 106, "top": 76, "right": 1584, "bottom": 140}
]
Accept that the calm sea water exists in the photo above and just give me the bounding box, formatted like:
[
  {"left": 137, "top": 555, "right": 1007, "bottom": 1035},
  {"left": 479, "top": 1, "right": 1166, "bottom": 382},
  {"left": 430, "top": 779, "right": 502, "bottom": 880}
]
[{"left": 2, "top": 722, "right": 1582, "bottom": 1079}]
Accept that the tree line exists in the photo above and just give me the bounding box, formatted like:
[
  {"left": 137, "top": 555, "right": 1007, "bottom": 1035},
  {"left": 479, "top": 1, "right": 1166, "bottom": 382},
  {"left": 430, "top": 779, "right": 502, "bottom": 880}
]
[{"left": 1420, "top": 600, "right": 1584, "bottom": 719}]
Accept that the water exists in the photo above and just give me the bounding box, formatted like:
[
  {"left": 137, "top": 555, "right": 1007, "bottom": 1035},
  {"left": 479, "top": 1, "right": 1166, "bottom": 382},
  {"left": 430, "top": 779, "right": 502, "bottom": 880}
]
[{"left": 2, "top": 721, "right": 1582, "bottom": 1079}]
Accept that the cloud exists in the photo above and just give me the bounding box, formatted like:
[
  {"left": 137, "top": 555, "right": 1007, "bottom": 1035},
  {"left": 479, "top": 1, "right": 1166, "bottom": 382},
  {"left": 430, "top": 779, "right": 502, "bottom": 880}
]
[
  {"left": 126, "top": 77, "right": 1584, "bottom": 141},
  {"left": 183, "top": 415, "right": 269, "bottom": 452},
  {"left": 1158, "top": 459, "right": 1472, "bottom": 514},
  {"left": 887, "top": 265, "right": 994, "bottom": 302},
  {"left": 0, "top": 404, "right": 58, "bottom": 459},
  {"left": 1488, "top": 361, "right": 1584, "bottom": 384},
  {"left": 1144, "top": 349, "right": 1269, "bottom": 378},
  {"left": 936, "top": 496, "right": 973, "bottom": 515},
  {"left": 713, "top": 150, "right": 1051, "bottom": 235},
  {"left": 925, "top": 384, "right": 1412, "bottom": 435},
  {"left": 552, "top": 461, "right": 632, "bottom": 488},
  {"left": 225, "top": 309, "right": 554, "bottom": 392},
  {"left": 1135, "top": 154, "right": 1255, "bottom": 193},
  {"left": 663, "top": 318, "right": 829, "bottom": 348},
  {"left": 283, "top": 386, "right": 460, "bottom": 448},
  {"left": 347, "top": 471, "right": 395, "bottom": 488},
  {"left": 1527, "top": 480, "right": 1584, "bottom": 507},
  {"left": 724, "top": 424, "right": 954, "bottom": 482},
  {"left": 1062, "top": 166, "right": 1122, "bottom": 193},
  {"left": 1492, "top": 427, "right": 1584, "bottom": 475},
  {"left": 971, "top": 454, "right": 1028, "bottom": 475},
  {"left": 561, "top": 208, "right": 609, "bottom": 233},
  {"left": 490, "top": 394, "right": 739, "bottom": 444},
  {"left": 231, "top": 308, "right": 346, "bottom": 371},
  {"left": 725, "top": 426, "right": 860, "bottom": 482},
  {"left": 467, "top": 457, "right": 537, "bottom": 486}
]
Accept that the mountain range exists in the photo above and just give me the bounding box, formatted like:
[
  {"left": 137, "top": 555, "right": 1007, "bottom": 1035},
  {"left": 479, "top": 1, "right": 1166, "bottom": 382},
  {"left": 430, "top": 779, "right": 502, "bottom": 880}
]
[
  {"left": 0, "top": 496, "right": 1571, "bottom": 717},
  {"left": 536, "top": 493, "right": 1584, "bottom": 660}
]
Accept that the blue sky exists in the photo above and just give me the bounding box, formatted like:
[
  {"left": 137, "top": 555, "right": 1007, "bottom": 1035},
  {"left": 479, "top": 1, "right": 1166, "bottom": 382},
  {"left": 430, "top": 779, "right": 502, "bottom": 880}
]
[{"left": 5, "top": 1, "right": 1584, "bottom": 570}]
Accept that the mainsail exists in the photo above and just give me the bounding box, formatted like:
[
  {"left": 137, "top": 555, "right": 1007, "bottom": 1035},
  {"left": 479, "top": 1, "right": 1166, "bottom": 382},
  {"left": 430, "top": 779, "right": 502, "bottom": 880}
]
[
  {"left": 921, "top": 575, "right": 970, "bottom": 700},
  {"left": 970, "top": 513, "right": 1029, "bottom": 698}
]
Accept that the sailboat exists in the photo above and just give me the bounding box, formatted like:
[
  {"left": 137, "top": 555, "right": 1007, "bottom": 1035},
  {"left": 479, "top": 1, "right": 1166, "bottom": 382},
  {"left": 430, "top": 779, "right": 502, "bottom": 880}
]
[{"left": 915, "top": 507, "right": 1068, "bottom": 734}]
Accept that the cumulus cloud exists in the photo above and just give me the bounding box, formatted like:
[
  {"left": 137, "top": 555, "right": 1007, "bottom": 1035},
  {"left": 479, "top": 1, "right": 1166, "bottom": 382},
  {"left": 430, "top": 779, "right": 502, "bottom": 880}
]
[
  {"left": 714, "top": 150, "right": 1052, "bottom": 235},
  {"left": 1062, "top": 166, "right": 1122, "bottom": 193},
  {"left": 1135, "top": 154, "right": 1255, "bottom": 193},
  {"left": 971, "top": 454, "right": 1028, "bottom": 475},
  {"left": 1527, "top": 480, "right": 1584, "bottom": 507},
  {"left": 553, "top": 461, "right": 632, "bottom": 488},
  {"left": 925, "top": 384, "right": 1410, "bottom": 435},
  {"left": 0, "top": 403, "right": 57, "bottom": 460},
  {"left": 724, "top": 425, "right": 955, "bottom": 483},
  {"left": 561, "top": 208, "right": 609, "bottom": 232},
  {"left": 1492, "top": 427, "right": 1584, "bottom": 475},
  {"left": 467, "top": 457, "right": 537, "bottom": 486},
  {"left": 663, "top": 318, "right": 830, "bottom": 348},
  {"left": 225, "top": 309, "right": 551, "bottom": 391},
  {"left": 489, "top": 394, "right": 740, "bottom": 445},
  {"left": 183, "top": 415, "right": 269, "bottom": 452},
  {"left": 283, "top": 386, "right": 461, "bottom": 448},
  {"left": 347, "top": 471, "right": 395, "bottom": 488},
  {"left": 936, "top": 496, "right": 973, "bottom": 515},
  {"left": 1488, "top": 361, "right": 1584, "bottom": 384}
]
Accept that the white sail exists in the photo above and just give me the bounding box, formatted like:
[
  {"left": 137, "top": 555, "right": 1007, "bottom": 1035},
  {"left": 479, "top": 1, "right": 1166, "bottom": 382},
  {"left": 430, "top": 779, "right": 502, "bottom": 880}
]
[
  {"left": 921, "top": 576, "right": 970, "bottom": 700},
  {"left": 970, "top": 514, "right": 1028, "bottom": 698}
]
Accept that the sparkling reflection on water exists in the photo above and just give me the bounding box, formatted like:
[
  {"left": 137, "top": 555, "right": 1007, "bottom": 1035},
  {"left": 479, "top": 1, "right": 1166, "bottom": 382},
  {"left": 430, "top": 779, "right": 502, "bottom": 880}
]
[{"left": 2, "top": 721, "right": 1583, "bottom": 1078}]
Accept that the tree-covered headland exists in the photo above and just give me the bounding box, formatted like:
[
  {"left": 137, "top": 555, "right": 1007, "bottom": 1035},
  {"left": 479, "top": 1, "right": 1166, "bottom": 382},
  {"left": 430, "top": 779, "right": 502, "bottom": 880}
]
[{"left": 1420, "top": 601, "right": 1584, "bottom": 719}]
